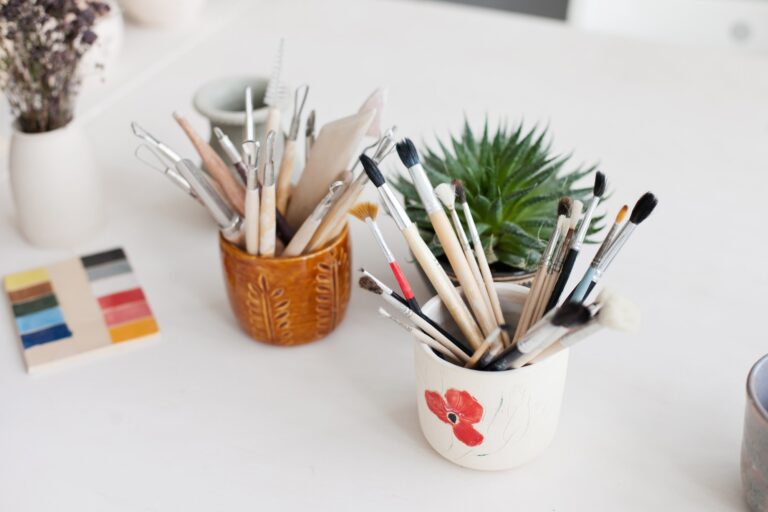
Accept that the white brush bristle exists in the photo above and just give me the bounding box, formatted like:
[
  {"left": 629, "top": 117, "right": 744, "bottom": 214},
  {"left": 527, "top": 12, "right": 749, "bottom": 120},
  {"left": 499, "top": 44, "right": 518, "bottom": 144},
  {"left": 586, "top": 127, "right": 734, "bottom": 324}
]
[
  {"left": 570, "top": 200, "right": 583, "bottom": 229},
  {"left": 264, "top": 40, "right": 284, "bottom": 107},
  {"left": 434, "top": 183, "right": 456, "bottom": 210},
  {"left": 596, "top": 290, "right": 641, "bottom": 333}
]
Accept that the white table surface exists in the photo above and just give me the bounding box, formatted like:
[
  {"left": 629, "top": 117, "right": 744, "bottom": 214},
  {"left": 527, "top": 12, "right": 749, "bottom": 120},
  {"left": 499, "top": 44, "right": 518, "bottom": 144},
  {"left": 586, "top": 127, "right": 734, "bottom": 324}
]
[{"left": 1, "top": 0, "right": 767, "bottom": 510}]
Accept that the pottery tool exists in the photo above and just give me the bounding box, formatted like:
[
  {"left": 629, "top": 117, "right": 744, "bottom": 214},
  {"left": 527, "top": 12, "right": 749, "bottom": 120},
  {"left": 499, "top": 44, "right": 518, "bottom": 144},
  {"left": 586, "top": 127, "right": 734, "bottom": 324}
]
[
  {"left": 286, "top": 107, "right": 377, "bottom": 227},
  {"left": 243, "top": 142, "right": 261, "bottom": 255},
  {"left": 359, "top": 276, "right": 469, "bottom": 363},
  {"left": 483, "top": 303, "right": 592, "bottom": 371},
  {"left": 259, "top": 131, "right": 277, "bottom": 257},
  {"left": 349, "top": 201, "right": 422, "bottom": 311},
  {"left": 276, "top": 84, "right": 309, "bottom": 214},
  {"left": 435, "top": 183, "right": 493, "bottom": 317},
  {"left": 358, "top": 87, "right": 387, "bottom": 139},
  {"left": 214, "top": 127, "right": 249, "bottom": 185},
  {"left": 282, "top": 181, "right": 344, "bottom": 257},
  {"left": 377, "top": 307, "right": 460, "bottom": 364},
  {"left": 360, "top": 155, "right": 484, "bottom": 350},
  {"left": 305, "top": 109, "right": 316, "bottom": 164},
  {"left": 306, "top": 127, "right": 397, "bottom": 252},
  {"left": 259, "top": 40, "right": 284, "bottom": 183},
  {"left": 360, "top": 268, "right": 472, "bottom": 357},
  {"left": 541, "top": 199, "right": 583, "bottom": 314},
  {"left": 172, "top": 112, "right": 245, "bottom": 215},
  {"left": 133, "top": 144, "right": 197, "bottom": 200},
  {"left": 175, "top": 159, "right": 243, "bottom": 243},
  {"left": 130, "top": 122, "right": 183, "bottom": 164},
  {"left": 244, "top": 85, "right": 255, "bottom": 143},
  {"left": 569, "top": 192, "right": 658, "bottom": 303},
  {"left": 5, "top": 248, "right": 159, "bottom": 373},
  {"left": 547, "top": 172, "right": 605, "bottom": 311},
  {"left": 465, "top": 326, "right": 504, "bottom": 369},
  {"left": 396, "top": 139, "right": 497, "bottom": 338},
  {"left": 532, "top": 289, "right": 641, "bottom": 364},
  {"left": 453, "top": 180, "right": 508, "bottom": 344}
]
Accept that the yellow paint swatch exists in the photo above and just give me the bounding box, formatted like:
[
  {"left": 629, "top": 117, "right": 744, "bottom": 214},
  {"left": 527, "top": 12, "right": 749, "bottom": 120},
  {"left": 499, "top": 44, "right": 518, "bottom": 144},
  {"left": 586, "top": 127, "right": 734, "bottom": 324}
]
[
  {"left": 109, "top": 317, "right": 159, "bottom": 343},
  {"left": 5, "top": 268, "right": 49, "bottom": 292}
]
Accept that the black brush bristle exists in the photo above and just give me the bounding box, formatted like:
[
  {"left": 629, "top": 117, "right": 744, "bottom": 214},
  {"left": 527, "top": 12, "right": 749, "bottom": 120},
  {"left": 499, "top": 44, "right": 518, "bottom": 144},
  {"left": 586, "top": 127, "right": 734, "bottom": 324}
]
[
  {"left": 594, "top": 171, "right": 606, "bottom": 197},
  {"left": 359, "top": 276, "right": 383, "bottom": 294},
  {"left": 396, "top": 138, "right": 420, "bottom": 168},
  {"left": 551, "top": 303, "right": 592, "bottom": 327},
  {"left": 360, "top": 154, "right": 385, "bottom": 187},
  {"left": 453, "top": 179, "right": 466, "bottom": 204},
  {"left": 630, "top": 192, "right": 658, "bottom": 224},
  {"left": 557, "top": 197, "right": 572, "bottom": 217}
]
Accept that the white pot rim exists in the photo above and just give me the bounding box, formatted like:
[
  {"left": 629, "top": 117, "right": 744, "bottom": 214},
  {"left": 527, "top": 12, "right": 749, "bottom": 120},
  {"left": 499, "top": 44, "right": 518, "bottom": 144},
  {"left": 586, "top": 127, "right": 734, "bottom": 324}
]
[{"left": 193, "top": 75, "right": 271, "bottom": 126}]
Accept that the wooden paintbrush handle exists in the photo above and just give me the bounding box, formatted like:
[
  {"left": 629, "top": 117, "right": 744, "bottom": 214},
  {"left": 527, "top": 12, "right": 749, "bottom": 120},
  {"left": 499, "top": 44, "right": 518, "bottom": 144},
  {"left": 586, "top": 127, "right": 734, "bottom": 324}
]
[
  {"left": 402, "top": 224, "right": 484, "bottom": 350},
  {"left": 429, "top": 211, "right": 497, "bottom": 336},
  {"left": 512, "top": 265, "right": 546, "bottom": 343},
  {"left": 306, "top": 180, "right": 361, "bottom": 252},
  {"left": 276, "top": 138, "right": 295, "bottom": 214},
  {"left": 174, "top": 113, "right": 245, "bottom": 215},
  {"left": 259, "top": 185, "right": 276, "bottom": 257}
]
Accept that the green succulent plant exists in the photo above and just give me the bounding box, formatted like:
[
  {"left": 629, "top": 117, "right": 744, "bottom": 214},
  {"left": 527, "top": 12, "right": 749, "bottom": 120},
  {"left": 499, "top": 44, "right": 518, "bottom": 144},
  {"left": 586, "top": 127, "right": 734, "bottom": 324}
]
[{"left": 393, "top": 119, "right": 603, "bottom": 274}]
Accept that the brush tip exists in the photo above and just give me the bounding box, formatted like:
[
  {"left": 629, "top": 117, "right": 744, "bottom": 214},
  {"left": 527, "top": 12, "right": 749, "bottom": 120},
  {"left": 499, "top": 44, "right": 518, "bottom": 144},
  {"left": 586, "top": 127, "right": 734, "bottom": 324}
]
[
  {"left": 630, "top": 192, "right": 658, "bottom": 224},
  {"left": 596, "top": 289, "right": 641, "bottom": 332},
  {"left": 396, "top": 138, "right": 419, "bottom": 168},
  {"left": 359, "top": 275, "right": 383, "bottom": 295},
  {"left": 434, "top": 183, "right": 456, "bottom": 209},
  {"left": 616, "top": 204, "right": 628, "bottom": 223},
  {"left": 348, "top": 202, "right": 379, "bottom": 221},
  {"left": 453, "top": 179, "right": 466, "bottom": 203},
  {"left": 552, "top": 303, "right": 592, "bottom": 327},
  {"left": 359, "top": 154, "right": 385, "bottom": 187},
  {"left": 213, "top": 126, "right": 224, "bottom": 139},
  {"left": 594, "top": 171, "right": 606, "bottom": 197},
  {"left": 557, "top": 197, "right": 572, "bottom": 217}
]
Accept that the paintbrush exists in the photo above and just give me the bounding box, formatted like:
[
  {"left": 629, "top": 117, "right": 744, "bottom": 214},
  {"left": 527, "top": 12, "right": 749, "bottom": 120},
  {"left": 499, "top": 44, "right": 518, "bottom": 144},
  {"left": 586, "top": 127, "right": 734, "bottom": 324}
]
[
  {"left": 359, "top": 276, "right": 469, "bottom": 363},
  {"left": 546, "top": 172, "right": 606, "bottom": 311},
  {"left": 465, "top": 326, "right": 504, "bottom": 369},
  {"left": 305, "top": 109, "right": 316, "bottom": 164},
  {"left": 360, "top": 155, "right": 485, "bottom": 350},
  {"left": 453, "top": 180, "right": 509, "bottom": 345},
  {"left": 531, "top": 288, "right": 641, "bottom": 364},
  {"left": 282, "top": 181, "right": 344, "bottom": 257},
  {"left": 377, "top": 307, "right": 461, "bottom": 364},
  {"left": 482, "top": 303, "right": 592, "bottom": 371},
  {"left": 569, "top": 192, "right": 658, "bottom": 303},
  {"left": 276, "top": 84, "right": 309, "bottom": 214},
  {"left": 243, "top": 142, "right": 261, "bottom": 255},
  {"left": 244, "top": 86, "right": 255, "bottom": 143},
  {"left": 259, "top": 40, "right": 284, "bottom": 184},
  {"left": 360, "top": 268, "right": 473, "bottom": 357},
  {"left": 541, "top": 199, "right": 583, "bottom": 314},
  {"left": 259, "top": 131, "right": 277, "bottom": 257},
  {"left": 349, "top": 202, "right": 421, "bottom": 312},
  {"left": 214, "top": 127, "right": 249, "bottom": 185},
  {"left": 513, "top": 199, "right": 571, "bottom": 343},
  {"left": 172, "top": 112, "right": 245, "bottom": 215},
  {"left": 396, "top": 139, "right": 497, "bottom": 338}
]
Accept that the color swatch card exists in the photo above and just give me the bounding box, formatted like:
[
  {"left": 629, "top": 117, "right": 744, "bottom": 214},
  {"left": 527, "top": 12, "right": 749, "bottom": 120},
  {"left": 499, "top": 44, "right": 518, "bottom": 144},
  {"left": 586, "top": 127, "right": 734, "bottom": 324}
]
[{"left": 5, "top": 248, "right": 159, "bottom": 373}]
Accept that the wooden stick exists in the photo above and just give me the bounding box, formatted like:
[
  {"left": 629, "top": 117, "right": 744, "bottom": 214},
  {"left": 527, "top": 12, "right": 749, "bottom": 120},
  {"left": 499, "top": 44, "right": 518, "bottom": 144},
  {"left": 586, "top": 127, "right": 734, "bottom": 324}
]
[
  {"left": 244, "top": 167, "right": 260, "bottom": 255},
  {"left": 276, "top": 138, "right": 295, "bottom": 214},
  {"left": 259, "top": 132, "right": 277, "bottom": 257},
  {"left": 282, "top": 182, "right": 342, "bottom": 257},
  {"left": 258, "top": 108, "right": 281, "bottom": 183},
  {"left": 465, "top": 327, "right": 502, "bottom": 369},
  {"left": 173, "top": 112, "right": 244, "bottom": 215}
]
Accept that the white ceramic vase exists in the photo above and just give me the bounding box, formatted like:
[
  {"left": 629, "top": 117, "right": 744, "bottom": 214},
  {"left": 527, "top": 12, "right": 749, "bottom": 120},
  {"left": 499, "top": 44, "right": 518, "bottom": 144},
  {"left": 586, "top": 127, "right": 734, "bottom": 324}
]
[
  {"left": 415, "top": 283, "right": 569, "bottom": 471},
  {"left": 9, "top": 121, "right": 104, "bottom": 248}
]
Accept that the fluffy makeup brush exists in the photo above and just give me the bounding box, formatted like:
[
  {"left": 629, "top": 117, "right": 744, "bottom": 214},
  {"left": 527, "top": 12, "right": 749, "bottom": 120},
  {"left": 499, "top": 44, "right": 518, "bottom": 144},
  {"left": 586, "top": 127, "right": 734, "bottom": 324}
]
[
  {"left": 359, "top": 276, "right": 470, "bottom": 362},
  {"left": 377, "top": 307, "right": 460, "bottom": 364},
  {"left": 570, "top": 192, "right": 657, "bottom": 302},
  {"left": 397, "top": 139, "right": 497, "bottom": 338},
  {"left": 360, "top": 154, "right": 485, "bottom": 350},
  {"left": 349, "top": 202, "right": 421, "bottom": 312},
  {"left": 483, "top": 303, "right": 592, "bottom": 371},
  {"left": 547, "top": 171, "right": 606, "bottom": 311}
]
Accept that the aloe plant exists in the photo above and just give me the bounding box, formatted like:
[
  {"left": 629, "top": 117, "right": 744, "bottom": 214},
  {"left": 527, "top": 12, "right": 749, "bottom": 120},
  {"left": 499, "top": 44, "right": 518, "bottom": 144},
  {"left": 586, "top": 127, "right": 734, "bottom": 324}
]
[{"left": 393, "top": 119, "right": 603, "bottom": 273}]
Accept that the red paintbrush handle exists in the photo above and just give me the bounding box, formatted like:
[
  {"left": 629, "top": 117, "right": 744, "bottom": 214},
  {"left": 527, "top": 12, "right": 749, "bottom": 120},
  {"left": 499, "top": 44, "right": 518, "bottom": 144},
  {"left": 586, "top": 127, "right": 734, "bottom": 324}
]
[{"left": 389, "top": 262, "right": 415, "bottom": 301}]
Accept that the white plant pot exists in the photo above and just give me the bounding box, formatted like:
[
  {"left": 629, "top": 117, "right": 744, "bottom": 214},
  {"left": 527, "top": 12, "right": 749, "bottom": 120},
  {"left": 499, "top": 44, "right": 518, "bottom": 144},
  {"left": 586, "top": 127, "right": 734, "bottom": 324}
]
[
  {"left": 9, "top": 121, "right": 104, "bottom": 248},
  {"left": 415, "top": 283, "right": 569, "bottom": 471}
]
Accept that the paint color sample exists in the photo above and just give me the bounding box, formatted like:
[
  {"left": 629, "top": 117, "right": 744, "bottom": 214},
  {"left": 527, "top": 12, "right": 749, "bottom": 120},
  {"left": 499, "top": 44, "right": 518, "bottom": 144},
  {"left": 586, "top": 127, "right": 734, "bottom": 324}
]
[{"left": 4, "top": 248, "right": 159, "bottom": 373}]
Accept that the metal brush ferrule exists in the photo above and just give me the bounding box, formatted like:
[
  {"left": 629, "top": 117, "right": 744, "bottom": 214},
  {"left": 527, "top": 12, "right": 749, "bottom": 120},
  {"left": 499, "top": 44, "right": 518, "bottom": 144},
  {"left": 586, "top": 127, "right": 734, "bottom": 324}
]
[
  {"left": 597, "top": 223, "right": 636, "bottom": 272},
  {"left": 573, "top": 196, "right": 599, "bottom": 251},
  {"left": 368, "top": 218, "right": 396, "bottom": 263},
  {"left": 378, "top": 184, "right": 409, "bottom": 230},
  {"left": 408, "top": 163, "right": 440, "bottom": 214},
  {"left": 542, "top": 217, "right": 565, "bottom": 268}
]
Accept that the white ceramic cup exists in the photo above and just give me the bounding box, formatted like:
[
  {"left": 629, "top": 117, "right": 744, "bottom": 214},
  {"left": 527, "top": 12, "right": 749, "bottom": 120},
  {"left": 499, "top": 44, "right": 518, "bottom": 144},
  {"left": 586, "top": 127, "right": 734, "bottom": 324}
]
[{"left": 415, "top": 283, "right": 569, "bottom": 471}]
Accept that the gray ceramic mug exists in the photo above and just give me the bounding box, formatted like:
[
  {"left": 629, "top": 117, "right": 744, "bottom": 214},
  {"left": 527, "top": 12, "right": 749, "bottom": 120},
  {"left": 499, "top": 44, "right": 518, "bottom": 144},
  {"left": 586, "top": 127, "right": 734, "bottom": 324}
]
[{"left": 743, "top": 354, "right": 768, "bottom": 511}]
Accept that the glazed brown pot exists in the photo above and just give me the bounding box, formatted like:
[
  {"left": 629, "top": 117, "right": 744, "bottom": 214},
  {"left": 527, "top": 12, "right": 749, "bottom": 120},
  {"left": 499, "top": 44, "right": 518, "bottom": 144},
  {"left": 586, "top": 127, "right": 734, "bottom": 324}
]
[{"left": 219, "top": 227, "right": 352, "bottom": 346}]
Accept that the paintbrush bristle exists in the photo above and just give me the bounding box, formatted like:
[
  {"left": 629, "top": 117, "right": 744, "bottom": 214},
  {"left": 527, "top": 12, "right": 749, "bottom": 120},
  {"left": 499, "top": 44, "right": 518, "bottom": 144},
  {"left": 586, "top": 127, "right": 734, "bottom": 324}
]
[
  {"left": 434, "top": 183, "right": 456, "bottom": 210},
  {"left": 616, "top": 204, "right": 628, "bottom": 224},
  {"left": 594, "top": 171, "right": 606, "bottom": 197},
  {"left": 453, "top": 179, "right": 466, "bottom": 204},
  {"left": 348, "top": 202, "right": 379, "bottom": 221},
  {"left": 630, "top": 192, "right": 658, "bottom": 224},
  {"left": 557, "top": 197, "right": 572, "bottom": 218},
  {"left": 360, "top": 154, "right": 385, "bottom": 187},
  {"left": 396, "top": 138, "right": 419, "bottom": 168},
  {"left": 569, "top": 200, "right": 583, "bottom": 229},
  {"left": 551, "top": 303, "right": 592, "bottom": 327},
  {"left": 359, "top": 275, "right": 383, "bottom": 295},
  {"left": 596, "top": 289, "right": 641, "bottom": 332}
]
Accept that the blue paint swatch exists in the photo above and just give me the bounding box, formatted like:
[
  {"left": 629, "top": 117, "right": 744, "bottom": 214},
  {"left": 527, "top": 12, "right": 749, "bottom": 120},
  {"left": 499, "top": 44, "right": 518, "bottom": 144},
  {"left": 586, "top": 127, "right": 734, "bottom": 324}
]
[
  {"left": 15, "top": 306, "right": 66, "bottom": 334},
  {"left": 20, "top": 323, "right": 72, "bottom": 349}
]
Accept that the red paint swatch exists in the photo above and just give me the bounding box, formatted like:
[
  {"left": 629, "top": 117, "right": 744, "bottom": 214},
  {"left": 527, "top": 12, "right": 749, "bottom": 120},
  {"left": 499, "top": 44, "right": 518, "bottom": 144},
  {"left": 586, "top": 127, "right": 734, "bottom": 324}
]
[
  {"left": 98, "top": 288, "right": 145, "bottom": 309},
  {"left": 102, "top": 300, "right": 153, "bottom": 327}
]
